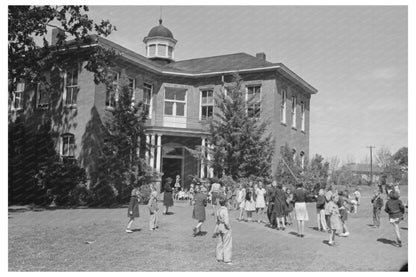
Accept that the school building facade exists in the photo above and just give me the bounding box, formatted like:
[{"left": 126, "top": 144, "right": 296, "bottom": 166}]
[{"left": 9, "top": 20, "right": 317, "bottom": 189}]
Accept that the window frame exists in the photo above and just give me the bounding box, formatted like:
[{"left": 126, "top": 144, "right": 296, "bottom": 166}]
[
  {"left": 106, "top": 70, "right": 119, "bottom": 109},
  {"left": 291, "top": 95, "right": 297, "bottom": 129},
  {"left": 246, "top": 85, "right": 261, "bottom": 119},
  {"left": 36, "top": 82, "right": 50, "bottom": 110},
  {"left": 143, "top": 82, "right": 153, "bottom": 119},
  {"left": 301, "top": 101, "right": 305, "bottom": 132},
  {"left": 61, "top": 133, "right": 75, "bottom": 158},
  {"left": 200, "top": 89, "right": 214, "bottom": 120},
  {"left": 163, "top": 87, "right": 187, "bottom": 117},
  {"left": 63, "top": 67, "right": 79, "bottom": 108},
  {"left": 280, "top": 88, "right": 287, "bottom": 124},
  {"left": 11, "top": 82, "right": 25, "bottom": 111}
]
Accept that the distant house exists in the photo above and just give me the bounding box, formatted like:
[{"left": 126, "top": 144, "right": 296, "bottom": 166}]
[{"left": 342, "top": 163, "right": 383, "bottom": 182}]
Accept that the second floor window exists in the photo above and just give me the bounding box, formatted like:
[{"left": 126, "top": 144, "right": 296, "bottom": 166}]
[
  {"left": 61, "top": 133, "right": 75, "bottom": 157},
  {"left": 291, "top": 96, "right": 297, "bottom": 128},
  {"left": 201, "top": 89, "right": 214, "bottom": 120},
  {"left": 164, "top": 88, "right": 186, "bottom": 117},
  {"left": 12, "top": 82, "right": 24, "bottom": 110},
  {"left": 64, "top": 67, "right": 78, "bottom": 107},
  {"left": 106, "top": 71, "right": 119, "bottom": 108},
  {"left": 143, "top": 83, "right": 153, "bottom": 118},
  {"left": 36, "top": 82, "right": 49, "bottom": 109},
  {"left": 247, "top": 85, "right": 261, "bottom": 118},
  {"left": 301, "top": 101, "right": 305, "bottom": 132},
  {"left": 280, "top": 89, "right": 287, "bottom": 124}
]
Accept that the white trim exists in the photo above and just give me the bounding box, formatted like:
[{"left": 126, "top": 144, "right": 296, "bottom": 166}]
[
  {"left": 291, "top": 95, "right": 297, "bottom": 129},
  {"left": 143, "top": 82, "right": 153, "bottom": 119},
  {"left": 11, "top": 82, "right": 24, "bottom": 111},
  {"left": 280, "top": 88, "right": 287, "bottom": 124}
]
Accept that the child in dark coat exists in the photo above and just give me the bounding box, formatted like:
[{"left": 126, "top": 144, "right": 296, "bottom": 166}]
[
  {"left": 126, "top": 185, "right": 141, "bottom": 233},
  {"left": 192, "top": 185, "right": 208, "bottom": 236},
  {"left": 371, "top": 190, "right": 383, "bottom": 228},
  {"left": 385, "top": 191, "right": 405, "bottom": 247}
]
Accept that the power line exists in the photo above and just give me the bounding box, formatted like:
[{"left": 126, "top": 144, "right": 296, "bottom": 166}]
[{"left": 367, "top": 145, "right": 376, "bottom": 184}]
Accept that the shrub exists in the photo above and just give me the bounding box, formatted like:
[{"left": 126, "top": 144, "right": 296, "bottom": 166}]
[{"left": 91, "top": 179, "right": 117, "bottom": 207}]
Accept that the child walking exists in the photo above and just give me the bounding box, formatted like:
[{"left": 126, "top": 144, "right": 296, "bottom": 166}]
[
  {"left": 215, "top": 197, "right": 232, "bottom": 265},
  {"left": 192, "top": 185, "right": 207, "bottom": 236},
  {"left": 371, "top": 190, "right": 384, "bottom": 228},
  {"left": 126, "top": 183, "right": 141, "bottom": 233},
  {"left": 327, "top": 193, "right": 342, "bottom": 246},
  {"left": 337, "top": 190, "right": 351, "bottom": 237},
  {"left": 147, "top": 190, "right": 159, "bottom": 231},
  {"left": 385, "top": 191, "right": 405, "bottom": 247},
  {"left": 316, "top": 189, "right": 328, "bottom": 232}
]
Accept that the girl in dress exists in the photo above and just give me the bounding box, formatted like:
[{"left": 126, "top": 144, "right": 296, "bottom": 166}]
[
  {"left": 326, "top": 193, "right": 342, "bottom": 246},
  {"left": 192, "top": 185, "right": 208, "bottom": 236},
  {"left": 147, "top": 190, "right": 159, "bottom": 231},
  {"left": 292, "top": 182, "right": 309, "bottom": 237},
  {"left": 273, "top": 183, "right": 287, "bottom": 230},
  {"left": 237, "top": 184, "right": 246, "bottom": 221},
  {"left": 385, "top": 191, "right": 406, "bottom": 247},
  {"left": 255, "top": 181, "right": 266, "bottom": 223},
  {"left": 163, "top": 177, "right": 173, "bottom": 215},
  {"left": 244, "top": 184, "right": 256, "bottom": 222},
  {"left": 126, "top": 183, "right": 141, "bottom": 233}
]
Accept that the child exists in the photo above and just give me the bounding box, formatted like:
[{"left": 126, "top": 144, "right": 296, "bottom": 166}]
[
  {"left": 371, "top": 190, "right": 383, "bottom": 228},
  {"left": 189, "top": 184, "right": 195, "bottom": 206},
  {"left": 126, "top": 184, "right": 141, "bottom": 233},
  {"left": 337, "top": 190, "right": 350, "bottom": 237},
  {"left": 237, "top": 184, "right": 246, "bottom": 221},
  {"left": 215, "top": 197, "right": 232, "bottom": 265},
  {"left": 316, "top": 189, "right": 328, "bottom": 232},
  {"left": 326, "top": 193, "right": 342, "bottom": 246},
  {"left": 385, "top": 191, "right": 405, "bottom": 247},
  {"left": 192, "top": 185, "right": 207, "bottom": 236},
  {"left": 244, "top": 185, "right": 256, "bottom": 222},
  {"left": 285, "top": 188, "right": 294, "bottom": 226},
  {"left": 147, "top": 190, "right": 159, "bottom": 230}
]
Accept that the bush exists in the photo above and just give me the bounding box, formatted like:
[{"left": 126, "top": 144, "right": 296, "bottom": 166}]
[
  {"left": 69, "top": 184, "right": 94, "bottom": 206},
  {"left": 91, "top": 179, "right": 117, "bottom": 207},
  {"left": 139, "top": 183, "right": 152, "bottom": 205}
]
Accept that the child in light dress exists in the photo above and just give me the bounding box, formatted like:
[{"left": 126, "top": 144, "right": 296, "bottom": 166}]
[
  {"left": 147, "top": 190, "right": 159, "bottom": 230},
  {"left": 255, "top": 182, "right": 266, "bottom": 223},
  {"left": 326, "top": 193, "right": 342, "bottom": 246}
]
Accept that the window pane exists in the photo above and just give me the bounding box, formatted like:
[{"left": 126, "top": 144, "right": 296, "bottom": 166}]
[
  {"left": 207, "top": 106, "right": 213, "bottom": 118},
  {"left": 165, "top": 89, "right": 175, "bottom": 100},
  {"left": 176, "top": 102, "right": 185, "bottom": 116},
  {"left": 175, "top": 90, "right": 186, "bottom": 101},
  {"left": 149, "top": 45, "right": 156, "bottom": 56},
  {"left": 165, "top": 102, "right": 173, "bottom": 115},
  {"left": 158, "top": 44, "right": 167, "bottom": 56},
  {"left": 168, "top": 46, "right": 173, "bottom": 57},
  {"left": 16, "top": 82, "right": 25, "bottom": 92}
]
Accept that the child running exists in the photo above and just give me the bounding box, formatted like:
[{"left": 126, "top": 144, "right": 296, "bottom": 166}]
[
  {"left": 126, "top": 183, "right": 141, "bottom": 233},
  {"left": 215, "top": 197, "right": 232, "bottom": 265},
  {"left": 384, "top": 191, "right": 405, "bottom": 247},
  {"left": 337, "top": 190, "right": 350, "bottom": 237}
]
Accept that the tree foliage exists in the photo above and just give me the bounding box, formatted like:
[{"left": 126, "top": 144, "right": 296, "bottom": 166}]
[
  {"left": 204, "top": 73, "right": 274, "bottom": 181},
  {"left": 8, "top": 5, "right": 116, "bottom": 94},
  {"left": 94, "top": 78, "right": 155, "bottom": 204}
]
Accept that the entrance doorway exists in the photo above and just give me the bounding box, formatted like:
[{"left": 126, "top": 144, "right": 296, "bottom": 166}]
[{"left": 162, "top": 157, "right": 183, "bottom": 186}]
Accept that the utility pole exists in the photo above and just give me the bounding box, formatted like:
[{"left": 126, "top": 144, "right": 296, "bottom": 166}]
[{"left": 367, "top": 146, "right": 376, "bottom": 185}]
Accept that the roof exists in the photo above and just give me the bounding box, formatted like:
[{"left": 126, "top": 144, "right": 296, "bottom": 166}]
[
  {"left": 163, "top": 52, "right": 275, "bottom": 74},
  {"left": 147, "top": 19, "right": 174, "bottom": 39},
  {"left": 343, "top": 163, "right": 383, "bottom": 174}
]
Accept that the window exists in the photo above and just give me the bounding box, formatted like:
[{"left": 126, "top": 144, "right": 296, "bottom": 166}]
[
  {"left": 201, "top": 89, "right": 214, "bottom": 120},
  {"left": 127, "top": 77, "right": 135, "bottom": 102},
  {"left": 106, "top": 71, "right": 119, "bottom": 108},
  {"left": 168, "top": 46, "right": 173, "bottom": 58},
  {"left": 301, "top": 101, "right": 305, "bottom": 132},
  {"left": 247, "top": 85, "right": 261, "bottom": 118},
  {"left": 36, "top": 83, "right": 49, "bottom": 109},
  {"left": 149, "top": 44, "right": 156, "bottom": 56},
  {"left": 164, "top": 88, "right": 186, "bottom": 117},
  {"left": 12, "top": 82, "right": 24, "bottom": 110},
  {"left": 61, "top": 133, "right": 75, "bottom": 157},
  {"left": 143, "top": 83, "right": 153, "bottom": 118},
  {"left": 300, "top": 151, "right": 305, "bottom": 169},
  {"left": 291, "top": 96, "right": 297, "bottom": 128},
  {"left": 292, "top": 148, "right": 296, "bottom": 161},
  {"left": 64, "top": 67, "right": 78, "bottom": 107},
  {"left": 158, "top": 44, "right": 167, "bottom": 56},
  {"left": 280, "top": 89, "right": 287, "bottom": 124}
]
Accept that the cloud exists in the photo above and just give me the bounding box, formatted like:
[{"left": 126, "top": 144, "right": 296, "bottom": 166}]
[{"left": 354, "top": 67, "right": 401, "bottom": 81}]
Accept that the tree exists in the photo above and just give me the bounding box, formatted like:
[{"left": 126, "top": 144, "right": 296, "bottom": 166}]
[
  {"left": 375, "top": 146, "right": 392, "bottom": 169},
  {"left": 383, "top": 147, "right": 408, "bottom": 185},
  {"left": 329, "top": 156, "right": 340, "bottom": 183},
  {"left": 8, "top": 5, "right": 116, "bottom": 95},
  {"left": 274, "top": 143, "right": 302, "bottom": 188},
  {"left": 94, "top": 77, "right": 153, "bottom": 204},
  {"left": 207, "top": 73, "right": 274, "bottom": 181}
]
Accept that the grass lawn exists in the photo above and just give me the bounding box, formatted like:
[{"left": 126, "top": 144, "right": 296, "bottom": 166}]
[{"left": 8, "top": 185, "right": 408, "bottom": 271}]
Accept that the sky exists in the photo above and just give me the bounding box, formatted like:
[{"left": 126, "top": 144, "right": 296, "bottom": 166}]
[{"left": 36, "top": 5, "right": 410, "bottom": 165}]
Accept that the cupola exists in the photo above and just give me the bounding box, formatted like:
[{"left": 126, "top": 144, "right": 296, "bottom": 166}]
[{"left": 143, "top": 19, "right": 177, "bottom": 64}]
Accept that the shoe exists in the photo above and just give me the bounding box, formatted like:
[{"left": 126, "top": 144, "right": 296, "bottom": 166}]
[
  {"left": 328, "top": 241, "right": 335, "bottom": 246},
  {"left": 281, "top": 227, "right": 286, "bottom": 231},
  {"left": 212, "top": 234, "right": 218, "bottom": 238},
  {"left": 297, "top": 234, "right": 301, "bottom": 237},
  {"left": 193, "top": 227, "right": 198, "bottom": 236},
  {"left": 216, "top": 259, "right": 223, "bottom": 263},
  {"left": 225, "top": 262, "right": 233, "bottom": 265},
  {"left": 126, "top": 229, "right": 133, "bottom": 233},
  {"left": 397, "top": 240, "right": 402, "bottom": 247},
  {"left": 300, "top": 234, "right": 304, "bottom": 238},
  {"left": 343, "top": 232, "right": 350, "bottom": 237}
]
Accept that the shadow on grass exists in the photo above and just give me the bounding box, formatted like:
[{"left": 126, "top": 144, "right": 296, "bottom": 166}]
[
  {"left": 163, "top": 212, "right": 175, "bottom": 215},
  {"left": 288, "top": 231, "right": 299, "bottom": 237},
  {"left": 377, "top": 238, "right": 397, "bottom": 246},
  {"left": 309, "top": 227, "right": 320, "bottom": 231},
  {"left": 131, "top": 228, "right": 141, "bottom": 232},
  {"left": 194, "top": 231, "right": 207, "bottom": 237},
  {"left": 401, "top": 227, "right": 408, "bottom": 230}
]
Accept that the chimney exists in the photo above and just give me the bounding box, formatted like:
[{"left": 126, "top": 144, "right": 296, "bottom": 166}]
[
  {"left": 51, "top": 28, "right": 65, "bottom": 46},
  {"left": 256, "top": 52, "right": 266, "bottom": 61}
]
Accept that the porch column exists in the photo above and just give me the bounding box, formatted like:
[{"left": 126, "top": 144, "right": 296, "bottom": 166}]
[
  {"left": 150, "top": 134, "right": 155, "bottom": 169},
  {"left": 200, "top": 137, "right": 206, "bottom": 179},
  {"left": 145, "top": 134, "right": 150, "bottom": 164},
  {"left": 136, "top": 137, "right": 141, "bottom": 157},
  {"left": 207, "top": 143, "right": 214, "bottom": 178},
  {"left": 156, "top": 134, "right": 162, "bottom": 172}
]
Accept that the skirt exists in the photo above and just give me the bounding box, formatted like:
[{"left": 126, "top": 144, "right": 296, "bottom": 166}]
[
  {"left": 245, "top": 200, "right": 256, "bottom": 212},
  {"left": 330, "top": 214, "right": 342, "bottom": 231},
  {"left": 294, "top": 202, "right": 309, "bottom": 221},
  {"left": 239, "top": 200, "right": 246, "bottom": 209}
]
